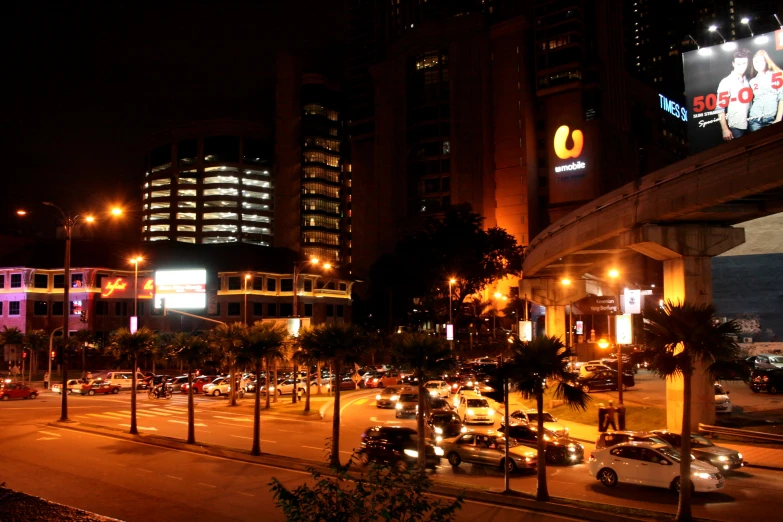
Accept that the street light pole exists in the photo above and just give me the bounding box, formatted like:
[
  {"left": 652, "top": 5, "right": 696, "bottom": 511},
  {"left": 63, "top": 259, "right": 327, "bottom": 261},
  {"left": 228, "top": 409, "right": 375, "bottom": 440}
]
[
  {"left": 244, "top": 273, "right": 251, "bottom": 324},
  {"left": 448, "top": 278, "right": 455, "bottom": 350},
  {"left": 608, "top": 269, "right": 623, "bottom": 405}
]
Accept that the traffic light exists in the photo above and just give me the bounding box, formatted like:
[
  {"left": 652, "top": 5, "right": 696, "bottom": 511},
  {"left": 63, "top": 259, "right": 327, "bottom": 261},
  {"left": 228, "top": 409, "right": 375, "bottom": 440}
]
[
  {"left": 80, "top": 309, "right": 87, "bottom": 323},
  {"left": 51, "top": 350, "right": 56, "bottom": 360},
  {"left": 22, "top": 351, "right": 27, "bottom": 359}
]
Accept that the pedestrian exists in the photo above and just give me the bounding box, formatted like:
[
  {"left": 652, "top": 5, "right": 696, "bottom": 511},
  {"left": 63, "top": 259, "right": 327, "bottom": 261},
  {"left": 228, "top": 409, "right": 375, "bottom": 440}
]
[
  {"left": 606, "top": 400, "right": 618, "bottom": 431},
  {"left": 86, "top": 371, "right": 93, "bottom": 380},
  {"left": 44, "top": 372, "right": 50, "bottom": 390},
  {"left": 11, "top": 364, "right": 20, "bottom": 379}
]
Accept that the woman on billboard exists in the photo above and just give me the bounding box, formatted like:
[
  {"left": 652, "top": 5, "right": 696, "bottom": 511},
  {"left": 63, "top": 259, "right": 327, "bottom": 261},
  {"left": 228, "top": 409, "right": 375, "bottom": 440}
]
[{"left": 748, "top": 50, "right": 783, "bottom": 131}]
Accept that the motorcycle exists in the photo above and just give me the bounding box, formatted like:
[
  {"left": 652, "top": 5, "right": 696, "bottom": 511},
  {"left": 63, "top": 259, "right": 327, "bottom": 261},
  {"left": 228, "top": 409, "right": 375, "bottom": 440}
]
[{"left": 148, "top": 384, "right": 173, "bottom": 400}]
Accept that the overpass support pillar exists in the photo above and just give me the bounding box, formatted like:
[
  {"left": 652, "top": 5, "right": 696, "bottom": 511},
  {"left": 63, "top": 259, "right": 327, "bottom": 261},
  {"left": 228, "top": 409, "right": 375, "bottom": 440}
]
[
  {"left": 544, "top": 304, "right": 567, "bottom": 343},
  {"left": 627, "top": 225, "right": 745, "bottom": 432}
]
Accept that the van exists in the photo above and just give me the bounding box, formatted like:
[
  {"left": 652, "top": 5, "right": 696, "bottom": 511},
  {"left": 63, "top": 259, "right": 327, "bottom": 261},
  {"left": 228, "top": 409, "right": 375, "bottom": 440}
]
[{"left": 105, "top": 371, "right": 147, "bottom": 390}]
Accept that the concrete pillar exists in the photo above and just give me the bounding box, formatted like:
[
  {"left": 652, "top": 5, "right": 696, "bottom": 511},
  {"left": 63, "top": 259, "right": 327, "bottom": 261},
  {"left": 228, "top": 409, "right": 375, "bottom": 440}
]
[
  {"left": 545, "top": 305, "right": 566, "bottom": 342},
  {"left": 627, "top": 225, "right": 745, "bottom": 432}
]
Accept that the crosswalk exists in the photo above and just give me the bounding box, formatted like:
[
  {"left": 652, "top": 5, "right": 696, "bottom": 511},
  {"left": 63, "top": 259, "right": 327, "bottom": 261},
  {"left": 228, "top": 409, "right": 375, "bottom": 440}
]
[{"left": 79, "top": 395, "right": 198, "bottom": 422}]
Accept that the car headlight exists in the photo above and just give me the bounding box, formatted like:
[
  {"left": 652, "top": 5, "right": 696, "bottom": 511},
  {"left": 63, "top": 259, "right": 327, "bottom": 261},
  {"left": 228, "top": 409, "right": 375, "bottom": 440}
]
[
  {"left": 396, "top": 403, "right": 403, "bottom": 409},
  {"left": 434, "top": 427, "right": 443, "bottom": 434},
  {"left": 488, "top": 409, "right": 495, "bottom": 416},
  {"left": 404, "top": 449, "right": 418, "bottom": 458},
  {"left": 434, "top": 447, "right": 444, "bottom": 456},
  {"left": 738, "top": 453, "right": 743, "bottom": 460},
  {"left": 435, "top": 436, "right": 443, "bottom": 443},
  {"left": 568, "top": 445, "right": 576, "bottom": 452},
  {"left": 694, "top": 472, "right": 711, "bottom": 479},
  {"left": 460, "top": 426, "right": 467, "bottom": 433},
  {"left": 390, "top": 395, "right": 399, "bottom": 401},
  {"left": 718, "top": 456, "right": 729, "bottom": 462},
  {"left": 376, "top": 394, "right": 381, "bottom": 400},
  {"left": 467, "top": 409, "right": 475, "bottom": 416},
  {"left": 429, "top": 390, "right": 438, "bottom": 396}
]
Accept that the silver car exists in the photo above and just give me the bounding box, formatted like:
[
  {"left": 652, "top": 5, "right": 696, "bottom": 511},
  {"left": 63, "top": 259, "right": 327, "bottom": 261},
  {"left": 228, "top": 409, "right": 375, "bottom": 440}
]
[
  {"left": 395, "top": 392, "right": 419, "bottom": 418},
  {"left": 440, "top": 431, "right": 537, "bottom": 472}
]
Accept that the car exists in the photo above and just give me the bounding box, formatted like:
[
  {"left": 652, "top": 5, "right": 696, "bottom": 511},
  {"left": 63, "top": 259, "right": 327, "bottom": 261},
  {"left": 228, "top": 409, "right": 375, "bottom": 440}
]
[
  {"left": 456, "top": 393, "right": 495, "bottom": 424},
  {"left": 440, "top": 431, "right": 537, "bottom": 472},
  {"left": 750, "top": 368, "right": 783, "bottom": 394},
  {"left": 426, "top": 397, "right": 453, "bottom": 412},
  {"left": 395, "top": 392, "right": 419, "bottom": 418},
  {"left": 651, "top": 430, "right": 746, "bottom": 471},
  {"left": 424, "top": 380, "right": 451, "bottom": 398},
  {"left": 359, "top": 426, "right": 442, "bottom": 470},
  {"left": 426, "top": 410, "right": 467, "bottom": 443},
  {"left": 72, "top": 380, "right": 121, "bottom": 395},
  {"left": 51, "top": 379, "right": 87, "bottom": 394},
  {"left": 498, "top": 424, "right": 584, "bottom": 464},
  {"left": 204, "top": 377, "right": 244, "bottom": 398},
  {"left": 167, "top": 376, "right": 190, "bottom": 393},
  {"left": 262, "top": 377, "right": 309, "bottom": 396},
  {"left": 588, "top": 442, "right": 723, "bottom": 493},
  {"left": 504, "top": 410, "right": 569, "bottom": 437},
  {"left": 577, "top": 369, "right": 635, "bottom": 392},
  {"left": 578, "top": 362, "right": 613, "bottom": 377},
  {"left": 0, "top": 382, "right": 39, "bottom": 400},
  {"left": 202, "top": 377, "right": 228, "bottom": 395},
  {"left": 746, "top": 353, "right": 783, "bottom": 369},
  {"left": 714, "top": 383, "right": 732, "bottom": 414},
  {"left": 375, "top": 386, "right": 410, "bottom": 409},
  {"left": 104, "top": 371, "right": 148, "bottom": 390},
  {"left": 181, "top": 375, "right": 218, "bottom": 394},
  {"left": 595, "top": 430, "right": 671, "bottom": 450},
  {"left": 364, "top": 370, "right": 405, "bottom": 389}
]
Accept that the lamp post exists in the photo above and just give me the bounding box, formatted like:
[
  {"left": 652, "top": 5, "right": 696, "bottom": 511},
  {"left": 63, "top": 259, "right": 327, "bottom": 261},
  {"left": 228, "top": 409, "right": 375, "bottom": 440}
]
[
  {"left": 561, "top": 278, "right": 572, "bottom": 352},
  {"left": 130, "top": 256, "right": 143, "bottom": 319},
  {"left": 708, "top": 24, "right": 727, "bottom": 44},
  {"left": 448, "top": 278, "right": 456, "bottom": 350},
  {"left": 292, "top": 258, "right": 331, "bottom": 322},
  {"left": 608, "top": 269, "right": 623, "bottom": 405},
  {"left": 244, "top": 273, "right": 251, "bottom": 324}
]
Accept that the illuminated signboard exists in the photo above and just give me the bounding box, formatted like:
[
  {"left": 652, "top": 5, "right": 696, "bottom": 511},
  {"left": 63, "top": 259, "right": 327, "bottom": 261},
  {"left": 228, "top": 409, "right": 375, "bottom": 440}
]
[
  {"left": 154, "top": 269, "right": 207, "bottom": 310},
  {"left": 615, "top": 314, "right": 633, "bottom": 345},
  {"left": 100, "top": 277, "right": 154, "bottom": 299},
  {"left": 683, "top": 30, "right": 783, "bottom": 154},
  {"left": 553, "top": 125, "right": 586, "bottom": 175},
  {"left": 659, "top": 94, "right": 688, "bottom": 121}
]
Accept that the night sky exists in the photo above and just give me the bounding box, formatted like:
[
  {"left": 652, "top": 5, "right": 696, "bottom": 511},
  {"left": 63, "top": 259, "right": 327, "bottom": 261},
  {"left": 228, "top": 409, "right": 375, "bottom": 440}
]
[{"left": 1, "top": 0, "right": 348, "bottom": 238}]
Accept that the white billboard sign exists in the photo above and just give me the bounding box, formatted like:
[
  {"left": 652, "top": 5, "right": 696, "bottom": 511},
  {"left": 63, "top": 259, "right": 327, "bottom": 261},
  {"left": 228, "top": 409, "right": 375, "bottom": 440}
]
[
  {"left": 519, "top": 321, "right": 533, "bottom": 342},
  {"left": 154, "top": 269, "right": 207, "bottom": 310},
  {"left": 624, "top": 289, "right": 642, "bottom": 314},
  {"left": 615, "top": 314, "right": 633, "bottom": 345}
]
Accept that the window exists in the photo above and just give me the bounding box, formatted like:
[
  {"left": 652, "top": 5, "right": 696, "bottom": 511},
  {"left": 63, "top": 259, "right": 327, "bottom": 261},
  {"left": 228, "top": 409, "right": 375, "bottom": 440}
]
[
  {"left": 227, "top": 302, "right": 240, "bottom": 316},
  {"left": 241, "top": 190, "right": 270, "bottom": 200},
  {"left": 337, "top": 305, "right": 344, "bottom": 318},
  {"left": 304, "top": 280, "right": 313, "bottom": 292},
  {"left": 204, "top": 188, "right": 238, "bottom": 197},
  {"left": 138, "top": 302, "right": 145, "bottom": 316},
  {"left": 242, "top": 202, "right": 269, "bottom": 211},
  {"left": 149, "top": 224, "right": 170, "bottom": 232},
  {"left": 203, "top": 212, "right": 238, "bottom": 221},
  {"left": 242, "top": 214, "right": 271, "bottom": 223},
  {"left": 178, "top": 201, "right": 197, "bottom": 208},
  {"left": 326, "top": 304, "right": 334, "bottom": 317},
  {"left": 241, "top": 225, "right": 269, "bottom": 234},
  {"left": 178, "top": 177, "right": 198, "bottom": 185},
  {"left": 177, "top": 225, "right": 196, "bottom": 232},
  {"left": 96, "top": 273, "right": 107, "bottom": 289},
  {"left": 177, "top": 237, "right": 196, "bottom": 243},
  {"left": 34, "top": 301, "right": 47, "bottom": 315},
  {"left": 34, "top": 274, "right": 48, "bottom": 288},
  {"left": 150, "top": 213, "right": 169, "bottom": 220},
  {"left": 339, "top": 282, "right": 347, "bottom": 291},
  {"left": 267, "top": 303, "right": 277, "bottom": 316},
  {"left": 151, "top": 178, "right": 170, "bottom": 187},
  {"left": 178, "top": 189, "right": 197, "bottom": 197},
  {"left": 267, "top": 278, "right": 277, "bottom": 292},
  {"left": 9, "top": 301, "right": 21, "bottom": 315},
  {"left": 71, "top": 273, "right": 84, "bottom": 288},
  {"left": 202, "top": 224, "right": 238, "bottom": 233},
  {"left": 95, "top": 301, "right": 109, "bottom": 316},
  {"left": 253, "top": 302, "right": 264, "bottom": 316},
  {"left": 280, "top": 278, "right": 293, "bottom": 292},
  {"left": 252, "top": 277, "right": 264, "bottom": 290},
  {"left": 304, "top": 304, "right": 313, "bottom": 317},
  {"left": 0, "top": 302, "right": 3, "bottom": 315},
  {"left": 151, "top": 190, "right": 171, "bottom": 198},
  {"left": 177, "top": 213, "right": 197, "bottom": 220},
  {"left": 10, "top": 273, "right": 22, "bottom": 288},
  {"left": 204, "top": 175, "right": 239, "bottom": 185},
  {"left": 227, "top": 276, "right": 241, "bottom": 290},
  {"left": 52, "top": 302, "right": 63, "bottom": 315},
  {"left": 204, "top": 200, "right": 236, "bottom": 208},
  {"left": 280, "top": 303, "right": 293, "bottom": 317},
  {"left": 242, "top": 177, "right": 271, "bottom": 188},
  {"left": 115, "top": 301, "right": 128, "bottom": 316},
  {"left": 0, "top": 275, "right": 4, "bottom": 288}
]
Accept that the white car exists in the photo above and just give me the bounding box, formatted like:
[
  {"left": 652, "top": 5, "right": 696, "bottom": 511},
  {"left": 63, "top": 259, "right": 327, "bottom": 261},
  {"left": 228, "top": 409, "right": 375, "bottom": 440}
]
[
  {"left": 262, "top": 377, "right": 308, "bottom": 396},
  {"left": 203, "top": 377, "right": 232, "bottom": 396},
  {"left": 588, "top": 442, "right": 724, "bottom": 493},
  {"left": 506, "top": 410, "right": 569, "bottom": 437},
  {"left": 456, "top": 393, "right": 495, "bottom": 425},
  {"left": 715, "top": 383, "right": 732, "bottom": 414},
  {"left": 50, "top": 379, "right": 86, "bottom": 394},
  {"left": 579, "top": 362, "right": 612, "bottom": 377},
  {"left": 424, "top": 380, "right": 451, "bottom": 398}
]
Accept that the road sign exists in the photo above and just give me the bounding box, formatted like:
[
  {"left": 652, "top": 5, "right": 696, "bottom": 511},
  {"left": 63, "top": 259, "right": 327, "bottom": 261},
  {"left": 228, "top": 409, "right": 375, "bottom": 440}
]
[{"left": 351, "top": 372, "right": 362, "bottom": 383}]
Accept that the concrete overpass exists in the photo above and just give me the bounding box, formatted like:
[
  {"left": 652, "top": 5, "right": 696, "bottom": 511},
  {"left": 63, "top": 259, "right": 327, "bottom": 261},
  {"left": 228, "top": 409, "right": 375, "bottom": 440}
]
[{"left": 521, "top": 123, "right": 783, "bottom": 431}]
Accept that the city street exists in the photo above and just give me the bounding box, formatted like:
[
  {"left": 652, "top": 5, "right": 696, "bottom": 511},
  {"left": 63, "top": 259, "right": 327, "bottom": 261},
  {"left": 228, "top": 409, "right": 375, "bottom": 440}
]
[{"left": 2, "top": 387, "right": 783, "bottom": 521}]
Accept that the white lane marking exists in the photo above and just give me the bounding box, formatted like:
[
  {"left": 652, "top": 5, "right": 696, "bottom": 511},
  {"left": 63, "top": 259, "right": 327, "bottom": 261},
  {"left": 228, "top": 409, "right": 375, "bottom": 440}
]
[
  {"left": 118, "top": 424, "right": 157, "bottom": 431},
  {"left": 137, "top": 468, "right": 153, "bottom": 473},
  {"left": 217, "top": 422, "right": 254, "bottom": 428},
  {"left": 86, "top": 413, "right": 125, "bottom": 420},
  {"left": 168, "top": 420, "right": 207, "bottom": 427},
  {"left": 139, "top": 410, "right": 173, "bottom": 416},
  {"left": 37, "top": 431, "right": 61, "bottom": 437},
  {"left": 238, "top": 492, "right": 255, "bottom": 497},
  {"left": 214, "top": 415, "right": 252, "bottom": 422},
  {"left": 301, "top": 446, "right": 323, "bottom": 451},
  {"left": 37, "top": 437, "right": 59, "bottom": 441},
  {"left": 199, "top": 483, "right": 217, "bottom": 488},
  {"left": 117, "top": 410, "right": 156, "bottom": 418},
  {"left": 167, "top": 475, "right": 182, "bottom": 480},
  {"left": 231, "top": 435, "right": 253, "bottom": 440},
  {"left": 163, "top": 408, "right": 189, "bottom": 413}
]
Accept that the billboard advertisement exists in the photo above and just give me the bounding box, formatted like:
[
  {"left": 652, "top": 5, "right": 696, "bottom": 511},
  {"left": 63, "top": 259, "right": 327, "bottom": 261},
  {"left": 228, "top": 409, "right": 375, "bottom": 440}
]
[
  {"left": 153, "top": 269, "right": 207, "bottom": 310},
  {"left": 100, "top": 277, "right": 154, "bottom": 299},
  {"left": 683, "top": 30, "right": 783, "bottom": 154}
]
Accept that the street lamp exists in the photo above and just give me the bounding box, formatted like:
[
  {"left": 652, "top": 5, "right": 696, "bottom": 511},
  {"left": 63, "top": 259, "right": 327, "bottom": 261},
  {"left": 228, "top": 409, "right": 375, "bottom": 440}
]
[
  {"left": 448, "top": 278, "right": 456, "bottom": 350},
  {"left": 292, "top": 258, "right": 331, "bottom": 321},
  {"left": 741, "top": 17, "right": 754, "bottom": 37},
  {"left": 244, "top": 273, "right": 252, "bottom": 324},
  {"left": 129, "top": 256, "right": 144, "bottom": 319},
  {"left": 708, "top": 24, "right": 726, "bottom": 44},
  {"left": 608, "top": 269, "right": 623, "bottom": 405}
]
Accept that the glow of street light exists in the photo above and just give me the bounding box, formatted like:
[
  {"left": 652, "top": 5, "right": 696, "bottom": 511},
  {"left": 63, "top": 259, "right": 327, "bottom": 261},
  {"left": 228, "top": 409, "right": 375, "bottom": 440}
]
[
  {"left": 741, "top": 17, "right": 749, "bottom": 24},
  {"left": 16, "top": 210, "right": 26, "bottom": 216},
  {"left": 85, "top": 215, "right": 95, "bottom": 223},
  {"left": 494, "top": 292, "right": 502, "bottom": 299},
  {"left": 598, "top": 338, "right": 610, "bottom": 349},
  {"left": 323, "top": 263, "right": 332, "bottom": 269},
  {"left": 449, "top": 278, "right": 456, "bottom": 284},
  {"left": 561, "top": 278, "right": 571, "bottom": 285},
  {"left": 111, "top": 207, "right": 122, "bottom": 216},
  {"left": 245, "top": 273, "right": 252, "bottom": 279},
  {"left": 708, "top": 25, "right": 718, "bottom": 32},
  {"left": 608, "top": 269, "right": 619, "bottom": 279},
  {"left": 129, "top": 256, "right": 143, "bottom": 264},
  {"left": 310, "top": 258, "right": 319, "bottom": 264}
]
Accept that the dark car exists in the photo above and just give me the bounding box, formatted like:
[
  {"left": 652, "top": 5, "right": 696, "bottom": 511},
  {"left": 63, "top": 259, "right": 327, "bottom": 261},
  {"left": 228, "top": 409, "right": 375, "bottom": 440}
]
[
  {"left": 750, "top": 368, "right": 783, "bottom": 394},
  {"left": 359, "top": 426, "right": 441, "bottom": 470},
  {"left": 652, "top": 430, "right": 746, "bottom": 471},
  {"left": 577, "top": 369, "right": 634, "bottom": 392},
  {"left": 497, "top": 424, "right": 584, "bottom": 464},
  {"left": 426, "top": 411, "right": 466, "bottom": 443}
]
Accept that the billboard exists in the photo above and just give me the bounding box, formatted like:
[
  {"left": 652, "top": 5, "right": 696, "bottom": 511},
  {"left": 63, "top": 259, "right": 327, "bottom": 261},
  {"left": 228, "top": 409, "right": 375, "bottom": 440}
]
[
  {"left": 153, "top": 269, "right": 207, "bottom": 310},
  {"left": 100, "top": 277, "right": 154, "bottom": 299},
  {"left": 683, "top": 30, "right": 783, "bottom": 154}
]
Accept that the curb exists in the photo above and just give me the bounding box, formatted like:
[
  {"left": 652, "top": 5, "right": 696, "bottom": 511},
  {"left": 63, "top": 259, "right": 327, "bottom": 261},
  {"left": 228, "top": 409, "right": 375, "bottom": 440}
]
[{"left": 49, "top": 421, "right": 720, "bottom": 522}]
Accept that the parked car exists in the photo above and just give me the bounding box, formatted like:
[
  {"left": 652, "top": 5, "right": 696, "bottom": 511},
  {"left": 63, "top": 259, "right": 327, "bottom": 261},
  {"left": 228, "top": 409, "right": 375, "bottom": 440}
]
[
  {"left": 750, "top": 368, "right": 783, "bottom": 394},
  {"left": 51, "top": 379, "right": 87, "bottom": 394},
  {"left": 578, "top": 362, "right": 613, "bottom": 377},
  {"left": 364, "top": 370, "right": 405, "bottom": 389},
  {"left": 167, "top": 376, "right": 189, "bottom": 393},
  {"left": 426, "top": 410, "right": 466, "bottom": 443},
  {"left": 426, "top": 397, "right": 454, "bottom": 412},
  {"left": 440, "top": 431, "right": 537, "bottom": 472},
  {"left": 359, "top": 426, "right": 442, "bottom": 470},
  {"left": 576, "top": 369, "right": 635, "bottom": 392},
  {"left": 104, "top": 371, "right": 148, "bottom": 390},
  {"left": 595, "top": 430, "right": 671, "bottom": 450},
  {"left": 588, "top": 442, "right": 723, "bottom": 492},
  {"left": 375, "top": 386, "right": 409, "bottom": 409},
  {"left": 395, "top": 392, "right": 419, "bottom": 418},
  {"left": 498, "top": 424, "right": 584, "bottom": 464},
  {"left": 0, "top": 382, "right": 39, "bottom": 400},
  {"left": 503, "top": 410, "right": 569, "bottom": 437},
  {"left": 181, "top": 375, "right": 218, "bottom": 394},
  {"left": 263, "top": 377, "right": 308, "bottom": 396},
  {"left": 456, "top": 393, "right": 495, "bottom": 425},
  {"left": 424, "top": 380, "right": 451, "bottom": 398},
  {"left": 72, "top": 380, "right": 121, "bottom": 395},
  {"left": 651, "top": 430, "right": 745, "bottom": 471},
  {"left": 746, "top": 354, "right": 783, "bottom": 369},
  {"left": 715, "top": 383, "right": 732, "bottom": 414},
  {"left": 202, "top": 377, "right": 228, "bottom": 395}
]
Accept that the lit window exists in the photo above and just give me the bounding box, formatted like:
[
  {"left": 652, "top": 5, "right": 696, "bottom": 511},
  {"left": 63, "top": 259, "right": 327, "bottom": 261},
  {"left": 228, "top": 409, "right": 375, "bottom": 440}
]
[
  {"left": 151, "top": 178, "right": 171, "bottom": 186},
  {"left": 178, "top": 201, "right": 197, "bottom": 208},
  {"left": 177, "top": 237, "right": 196, "bottom": 243},
  {"left": 242, "top": 202, "right": 269, "bottom": 210},
  {"left": 202, "top": 224, "right": 238, "bottom": 233},
  {"left": 203, "top": 212, "right": 238, "bottom": 221},
  {"left": 178, "top": 189, "right": 197, "bottom": 197},
  {"left": 242, "top": 190, "right": 269, "bottom": 200},
  {"left": 150, "top": 190, "right": 171, "bottom": 198},
  {"left": 177, "top": 213, "right": 197, "bottom": 220},
  {"left": 204, "top": 166, "right": 238, "bottom": 173},
  {"left": 149, "top": 224, "right": 170, "bottom": 232},
  {"left": 177, "top": 224, "right": 196, "bottom": 232},
  {"left": 178, "top": 177, "right": 198, "bottom": 184},
  {"left": 203, "top": 236, "right": 237, "bottom": 244},
  {"left": 242, "top": 178, "right": 271, "bottom": 188},
  {"left": 204, "top": 188, "right": 238, "bottom": 196},
  {"left": 150, "top": 202, "right": 169, "bottom": 209},
  {"left": 204, "top": 200, "right": 236, "bottom": 208},
  {"left": 241, "top": 225, "right": 270, "bottom": 234},
  {"left": 150, "top": 213, "right": 169, "bottom": 220},
  {"left": 242, "top": 214, "right": 271, "bottom": 223},
  {"left": 149, "top": 236, "right": 169, "bottom": 241},
  {"left": 204, "top": 176, "right": 239, "bottom": 185}
]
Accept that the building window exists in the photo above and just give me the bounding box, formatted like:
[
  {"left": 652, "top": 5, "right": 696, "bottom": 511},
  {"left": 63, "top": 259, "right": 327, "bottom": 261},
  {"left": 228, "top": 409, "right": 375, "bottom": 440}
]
[
  {"left": 149, "top": 224, "right": 170, "bottom": 232},
  {"left": 304, "top": 280, "right": 313, "bottom": 292},
  {"left": 204, "top": 175, "right": 239, "bottom": 185},
  {"left": 96, "top": 273, "right": 107, "bottom": 289},
  {"left": 10, "top": 273, "right": 22, "bottom": 288},
  {"left": 114, "top": 301, "right": 128, "bottom": 316},
  {"left": 34, "top": 274, "right": 48, "bottom": 288},
  {"left": 0, "top": 302, "right": 3, "bottom": 315},
  {"left": 204, "top": 200, "right": 237, "bottom": 208},
  {"left": 227, "top": 302, "right": 240, "bottom": 316},
  {"left": 326, "top": 304, "right": 334, "bottom": 317},
  {"left": 70, "top": 300, "right": 83, "bottom": 315},
  {"left": 280, "top": 278, "right": 293, "bottom": 292},
  {"left": 151, "top": 178, "right": 171, "bottom": 187},
  {"left": 177, "top": 225, "right": 196, "bottom": 232},
  {"left": 253, "top": 302, "right": 264, "bottom": 316},
  {"left": 267, "top": 303, "right": 277, "bottom": 317},
  {"left": 177, "top": 213, "right": 197, "bottom": 220},
  {"left": 9, "top": 301, "right": 21, "bottom": 316},
  {"left": 71, "top": 274, "right": 84, "bottom": 288},
  {"left": 95, "top": 301, "right": 109, "bottom": 316},
  {"left": 280, "top": 303, "right": 293, "bottom": 317},
  {"left": 304, "top": 304, "right": 313, "bottom": 317},
  {"left": 227, "top": 276, "right": 241, "bottom": 290},
  {"left": 150, "top": 190, "right": 171, "bottom": 198},
  {"left": 34, "top": 301, "right": 47, "bottom": 315},
  {"left": 177, "top": 237, "right": 196, "bottom": 243},
  {"left": 203, "top": 212, "right": 238, "bottom": 221},
  {"left": 0, "top": 275, "right": 4, "bottom": 288},
  {"left": 203, "top": 188, "right": 238, "bottom": 197},
  {"left": 337, "top": 305, "right": 344, "bottom": 318},
  {"left": 339, "top": 282, "right": 347, "bottom": 291},
  {"left": 178, "top": 201, "right": 197, "bottom": 208},
  {"left": 252, "top": 277, "right": 264, "bottom": 290},
  {"left": 52, "top": 301, "right": 63, "bottom": 316},
  {"left": 138, "top": 302, "right": 145, "bottom": 316},
  {"left": 178, "top": 189, "right": 197, "bottom": 197},
  {"left": 267, "top": 278, "right": 277, "bottom": 292},
  {"left": 53, "top": 275, "right": 64, "bottom": 289}
]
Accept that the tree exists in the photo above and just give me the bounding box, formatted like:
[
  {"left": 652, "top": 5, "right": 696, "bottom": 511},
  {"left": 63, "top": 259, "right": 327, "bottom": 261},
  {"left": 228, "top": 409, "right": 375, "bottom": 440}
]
[
  {"left": 208, "top": 322, "right": 247, "bottom": 407},
  {"left": 270, "top": 457, "right": 463, "bottom": 521},
  {"left": 644, "top": 301, "right": 741, "bottom": 522},
  {"left": 243, "top": 321, "right": 288, "bottom": 456},
  {"left": 299, "top": 323, "right": 369, "bottom": 468},
  {"left": 506, "top": 335, "right": 589, "bottom": 501},
  {"left": 23, "top": 329, "right": 48, "bottom": 379},
  {"left": 169, "top": 332, "right": 213, "bottom": 444},
  {"left": 0, "top": 326, "right": 24, "bottom": 360},
  {"left": 107, "top": 327, "right": 158, "bottom": 435},
  {"left": 390, "top": 333, "right": 455, "bottom": 470},
  {"left": 67, "top": 329, "right": 96, "bottom": 380}
]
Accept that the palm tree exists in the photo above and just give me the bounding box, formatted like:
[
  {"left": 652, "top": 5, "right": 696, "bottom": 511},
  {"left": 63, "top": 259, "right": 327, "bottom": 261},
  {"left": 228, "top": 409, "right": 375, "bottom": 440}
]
[
  {"left": 243, "top": 321, "right": 288, "bottom": 455},
  {"left": 294, "top": 341, "right": 318, "bottom": 412},
  {"left": 169, "top": 332, "right": 213, "bottom": 444},
  {"left": 0, "top": 326, "right": 24, "bottom": 367},
  {"left": 507, "top": 335, "right": 589, "bottom": 501},
  {"left": 107, "top": 327, "right": 159, "bottom": 435},
  {"left": 23, "top": 329, "right": 48, "bottom": 382},
  {"left": 644, "top": 301, "right": 741, "bottom": 522},
  {"left": 390, "top": 333, "right": 456, "bottom": 470},
  {"left": 68, "top": 329, "right": 95, "bottom": 380},
  {"left": 300, "top": 323, "right": 369, "bottom": 468},
  {"left": 208, "top": 322, "right": 247, "bottom": 406}
]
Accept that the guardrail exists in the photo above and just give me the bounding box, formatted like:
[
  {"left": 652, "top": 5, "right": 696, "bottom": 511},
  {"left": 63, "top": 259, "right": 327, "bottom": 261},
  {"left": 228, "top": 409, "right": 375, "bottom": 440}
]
[{"left": 699, "top": 423, "right": 783, "bottom": 443}]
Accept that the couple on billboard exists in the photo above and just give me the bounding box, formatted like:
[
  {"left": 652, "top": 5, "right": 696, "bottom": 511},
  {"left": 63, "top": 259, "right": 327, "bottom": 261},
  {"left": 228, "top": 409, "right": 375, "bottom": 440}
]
[{"left": 718, "top": 48, "right": 783, "bottom": 140}]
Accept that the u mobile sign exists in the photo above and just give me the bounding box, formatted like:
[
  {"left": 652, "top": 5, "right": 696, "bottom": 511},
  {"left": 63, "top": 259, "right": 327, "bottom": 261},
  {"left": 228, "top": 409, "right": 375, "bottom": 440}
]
[{"left": 553, "top": 125, "right": 586, "bottom": 175}]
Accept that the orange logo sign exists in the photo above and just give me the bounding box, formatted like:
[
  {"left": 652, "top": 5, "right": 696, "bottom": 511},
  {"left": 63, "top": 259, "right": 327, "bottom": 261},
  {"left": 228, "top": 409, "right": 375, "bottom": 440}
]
[
  {"left": 553, "top": 125, "right": 584, "bottom": 160},
  {"left": 102, "top": 278, "right": 128, "bottom": 297}
]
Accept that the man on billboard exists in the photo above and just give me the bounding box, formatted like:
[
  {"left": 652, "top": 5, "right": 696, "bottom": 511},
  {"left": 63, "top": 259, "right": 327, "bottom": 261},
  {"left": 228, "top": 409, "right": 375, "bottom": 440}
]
[
  {"left": 717, "top": 48, "right": 751, "bottom": 140},
  {"left": 748, "top": 50, "right": 783, "bottom": 131}
]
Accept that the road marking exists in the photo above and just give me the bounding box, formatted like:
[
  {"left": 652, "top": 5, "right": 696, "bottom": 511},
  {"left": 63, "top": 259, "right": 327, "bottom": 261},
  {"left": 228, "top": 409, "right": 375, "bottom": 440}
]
[
  {"left": 117, "top": 410, "right": 156, "bottom": 417},
  {"left": 198, "top": 483, "right": 217, "bottom": 488},
  {"left": 238, "top": 492, "right": 255, "bottom": 497},
  {"left": 168, "top": 420, "right": 207, "bottom": 427},
  {"left": 137, "top": 468, "right": 153, "bottom": 473},
  {"left": 163, "top": 407, "right": 189, "bottom": 413},
  {"left": 231, "top": 435, "right": 253, "bottom": 440},
  {"left": 118, "top": 424, "right": 157, "bottom": 431},
  {"left": 301, "top": 445, "right": 323, "bottom": 451},
  {"left": 86, "top": 413, "right": 125, "bottom": 420},
  {"left": 214, "top": 415, "right": 252, "bottom": 422},
  {"left": 37, "top": 431, "right": 61, "bottom": 437},
  {"left": 36, "top": 437, "right": 59, "bottom": 441},
  {"left": 217, "top": 422, "right": 254, "bottom": 428},
  {"left": 167, "top": 475, "right": 182, "bottom": 480},
  {"left": 353, "top": 398, "right": 368, "bottom": 405},
  {"left": 140, "top": 410, "right": 173, "bottom": 416}
]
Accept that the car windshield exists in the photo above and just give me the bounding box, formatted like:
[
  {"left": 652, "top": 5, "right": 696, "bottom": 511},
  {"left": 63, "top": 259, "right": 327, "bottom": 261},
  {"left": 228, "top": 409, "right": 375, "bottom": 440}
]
[
  {"left": 431, "top": 399, "right": 449, "bottom": 409},
  {"left": 425, "top": 383, "right": 440, "bottom": 388},
  {"left": 466, "top": 399, "right": 488, "bottom": 408},
  {"left": 768, "top": 356, "right": 783, "bottom": 364},
  {"left": 690, "top": 434, "right": 714, "bottom": 448},
  {"left": 528, "top": 413, "right": 555, "bottom": 423},
  {"left": 384, "top": 387, "right": 399, "bottom": 394},
  {"left": 432, "top": 414, "right": 457, "bottom": 424},
  {"left": 399, "top": 394, "right": 417, "bottom": 402},
  {"left": 657, "top": 446, "right": 694, "bottom": 462}
]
